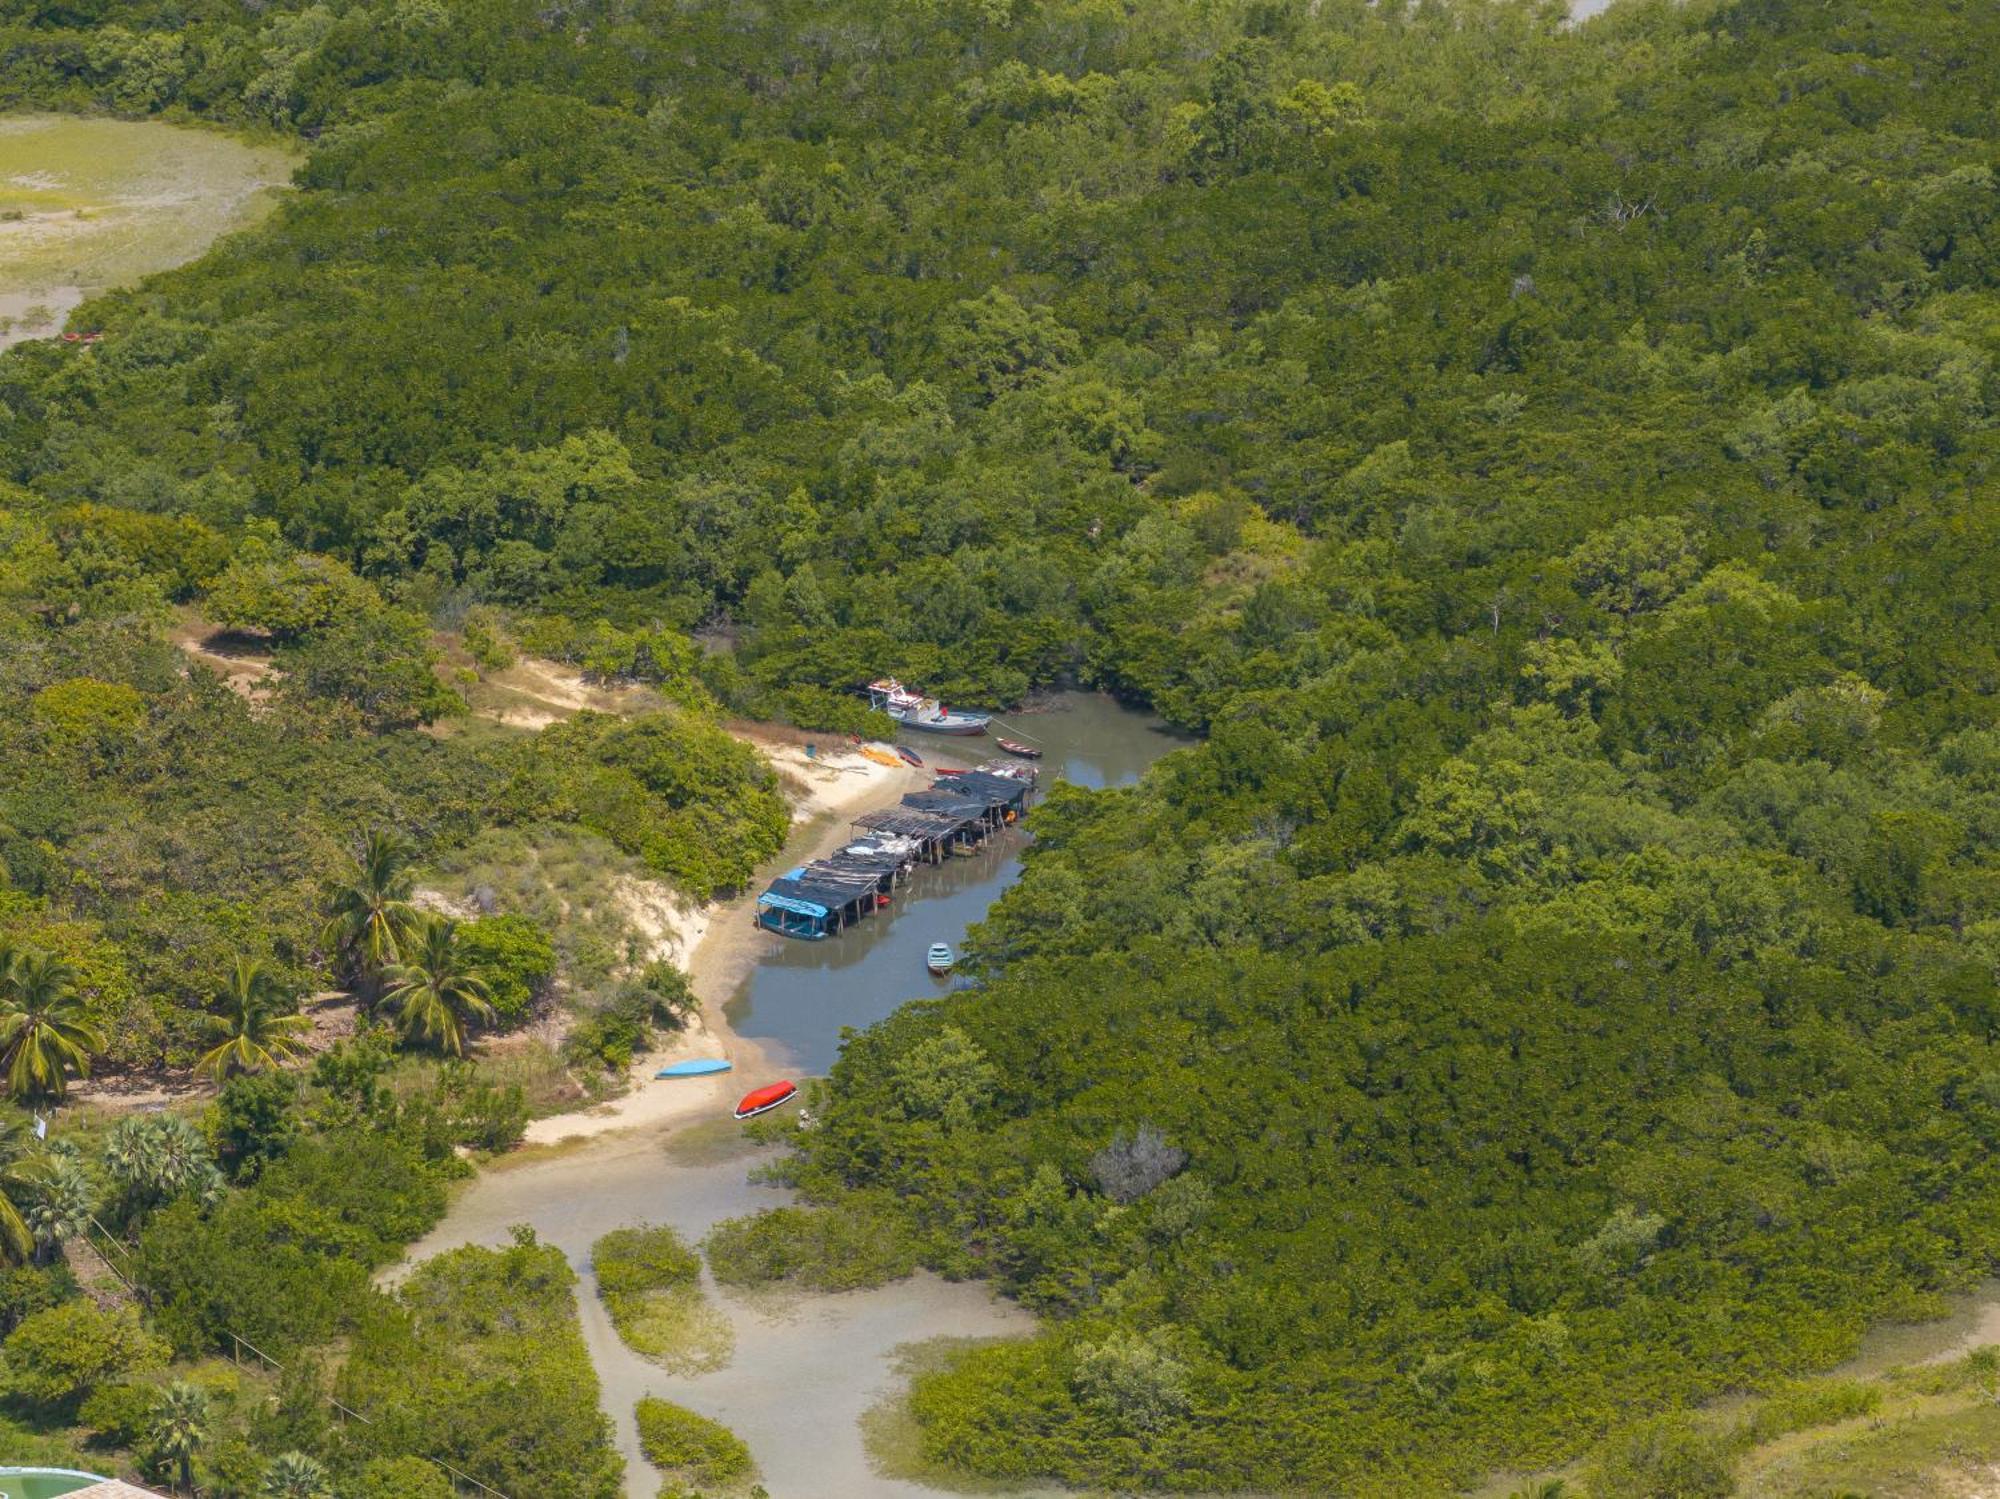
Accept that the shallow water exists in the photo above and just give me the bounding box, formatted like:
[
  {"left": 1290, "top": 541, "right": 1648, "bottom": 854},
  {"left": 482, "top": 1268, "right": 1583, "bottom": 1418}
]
[{"left": 726, "top": 692, "right": 1184, "bottom": 1074}]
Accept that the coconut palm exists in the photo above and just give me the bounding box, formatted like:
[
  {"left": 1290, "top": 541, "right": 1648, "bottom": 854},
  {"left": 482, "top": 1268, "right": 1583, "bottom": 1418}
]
[
  {"left": 0, "top": 944, "right": 106, "bottom": 1102},
  {"left": 0, "top": 1116, "right": 46, "bottom": 1263},
  {"left": 261, "top": 1450, "right": 332, "bottom": 1499},
  {"left": 380, "top": 917, "right": 494, "bottom": 1057},
  {"left": 196, "top": 958, "right": 312, "bottom": 1079},
  {"left": 320, "top": 830, "right": 420, "bottom": 992},
  {"left": 151, "top": 1379, "right": 210, "bottom": 1495}
]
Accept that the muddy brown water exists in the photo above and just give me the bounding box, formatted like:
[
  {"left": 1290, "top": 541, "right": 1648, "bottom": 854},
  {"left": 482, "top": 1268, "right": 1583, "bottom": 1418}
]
[{"left": 407, "top": 695, "right": 1182, "bottom": 1497}]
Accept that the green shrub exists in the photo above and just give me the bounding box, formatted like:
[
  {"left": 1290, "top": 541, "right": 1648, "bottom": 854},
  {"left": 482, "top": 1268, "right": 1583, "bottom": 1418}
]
[
  {"left": 1590, "top": 1412, "right": 1737, "bottom": 1499},
  {"left": 455, "top": 914, "right": 556, "bottom": 1028},
  {"left": 703, "top": 1204, "right": 920, "bottom": 1293},
  {"left": 777, "top": 685, "right": 896, "bottom": 741},
  {"left": 3, "top": 1301, "right": 168, "bottom": 1411},
  {"left": 79, "top": 1377, "right": 161, "bottom": 1446},
  {"left": 594, "top": 1225, "right": 701, "bottom": 1299},
  {"left": 1736, "top": 1379, "right": 1882, "bottom": 1445},
  {"left": 592, "top": 1226, "right": 731, "bottom": 1374},
  {"left": 634, "top": 1397, "right": 754, "bottom": 1490}
]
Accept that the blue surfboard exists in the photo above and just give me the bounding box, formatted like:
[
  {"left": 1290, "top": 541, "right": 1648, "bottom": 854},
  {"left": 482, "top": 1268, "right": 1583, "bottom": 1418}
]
[{"left": 656, "top": 1058, "right": 733, "bottom": 1079}]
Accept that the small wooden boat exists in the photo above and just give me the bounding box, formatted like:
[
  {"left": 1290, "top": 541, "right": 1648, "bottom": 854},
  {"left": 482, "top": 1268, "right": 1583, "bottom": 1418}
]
[
  {"left": 657, "top": 1058, "right": 732, "bottom": 1079},
  {"left": 734, "top": 1080, "right": 798, "bottom": 1120},
  {"left": 933, "top": 766, "right": 965, "bottom": 777},
  {"left": 897, "top": 745, "right": 923, "bottom": 768},
  {"left": 927, "top": 943, "right": 955, "bottom": 975},
  {"left": 996, "top": 738, "right": 1043, "bottom": 760}
]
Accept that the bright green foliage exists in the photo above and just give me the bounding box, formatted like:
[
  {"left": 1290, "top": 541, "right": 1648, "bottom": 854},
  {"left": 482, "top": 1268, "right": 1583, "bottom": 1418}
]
[
  {"left": 634, "top": 1397, "right": 754, "bottom": 1492},
  {"left": 509, "top": 711, "right": 789, "bottom": 898},
  {"left": 0, "top": 944, "right": 105, "bottom": 1101},
  {"left": 348, "top": 1457, "right": 454, "bottom": 1499},
  {"left": 452, "top": 914, "right": 555, "bottom": 1028},
  {"left": 380, "top": 917, "right": 495, "bottom": 1056},
  {"left": 196, "top": 957, "right": 311, "bottom": 1079},
  {"left": 1589, "top": 1412, "right": 1737, "bottom": 1499},
  {"left": 3, "top": 1300, "right": 168, "bottom": 1411},
  {"left": 29, "top": 678, "right": 144, "bottom": 746},
  {"left": 260, "top": 1449, "right": 333, "bottom": 1499},
  {"left": 0, "top": 0, "right": 1999, "bottom": 1491},
  {"left": 275, "top": 606, "right": 462, "bottom": 730},
  {"left": 593, "top": 1224, "right": 701, "bottom": 1301},
  {"left": 320, "top": 831, "right": 421, "bottom": 990},
  {"left": 149, "top": 1379, "right": 210, "bottom": 1496},
  {"left": 203, "top": 543, "right": 377, "bottom": 642}
]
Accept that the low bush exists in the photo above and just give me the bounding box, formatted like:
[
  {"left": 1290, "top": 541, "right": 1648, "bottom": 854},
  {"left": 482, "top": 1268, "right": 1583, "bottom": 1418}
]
[
  {"left": 635, "top": 1397, "right": 754, "bottom": 1491},
  {"left": 593, "top": 1226, "right": 731, "bottom": 1374},
  {"left": 454, "top": 914, "right": 556, "bottom": 1028},
  {"left": 703, "top": 1202, "right": 920, "bottom": 1293}
]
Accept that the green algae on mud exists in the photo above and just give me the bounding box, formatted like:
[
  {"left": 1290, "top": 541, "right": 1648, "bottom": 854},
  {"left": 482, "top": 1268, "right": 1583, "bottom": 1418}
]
[{"left": 0, "top": 114, "right": 295, "bottom": 345}]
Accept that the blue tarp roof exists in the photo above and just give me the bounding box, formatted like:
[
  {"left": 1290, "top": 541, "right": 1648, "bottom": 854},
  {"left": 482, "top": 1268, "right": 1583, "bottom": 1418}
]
[{"left": 758, "top": 891, "right": 829, "bottom": 919}]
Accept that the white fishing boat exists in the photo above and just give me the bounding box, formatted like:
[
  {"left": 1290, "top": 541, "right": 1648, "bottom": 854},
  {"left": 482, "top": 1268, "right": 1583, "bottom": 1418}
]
[{"left": 865, "top": 678, "right": 991, "bottom": 735}]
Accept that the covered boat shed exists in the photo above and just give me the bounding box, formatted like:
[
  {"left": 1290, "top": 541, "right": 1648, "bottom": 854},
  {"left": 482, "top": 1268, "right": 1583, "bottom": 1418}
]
[{"left": 756, "top": 866, "right": 884, "bottom": 939}]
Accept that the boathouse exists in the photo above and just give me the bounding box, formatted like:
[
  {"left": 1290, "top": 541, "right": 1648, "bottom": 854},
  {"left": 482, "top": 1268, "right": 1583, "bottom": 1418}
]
[
  {"left": 756, "top": 865, "right": 885, "bottom": 939},
  {"left": 850, "top": 806, "right": 977, "bottom": 865},
  {"left": 943, "top": 769, "right": 1031, "bottom": 820}
]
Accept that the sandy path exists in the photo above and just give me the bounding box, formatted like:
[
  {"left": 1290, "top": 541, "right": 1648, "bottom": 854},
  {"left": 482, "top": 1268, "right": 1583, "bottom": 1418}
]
[
  {"left": 402, "top": 1129, "right": 1044, "bottom": 1499},
  {"left": 519, "top": 742, "right": 924, "bottom": 1147}
]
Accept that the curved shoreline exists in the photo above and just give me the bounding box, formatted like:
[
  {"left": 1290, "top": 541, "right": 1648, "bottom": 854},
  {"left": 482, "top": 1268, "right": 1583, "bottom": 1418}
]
[{"left": 518, "top": 742, "right": 928, "bottom": 1148}]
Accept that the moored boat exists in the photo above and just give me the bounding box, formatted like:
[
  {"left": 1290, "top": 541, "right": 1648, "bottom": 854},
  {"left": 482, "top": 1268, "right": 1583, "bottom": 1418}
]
[
  {"left": 897, "top": 745, "right": 924, "bottom": 767},
  {"left": 657, "top": 1058, "right": 732, "bottom": 1079},
  {"left": 865, "top": 678, "right": 990, "bottom": 735},
  {"left": 734, "top": 1080, "right": 798, "bottom": 1120},
  {"left": 927, "top": 943, "right": 955, "bottom": 975},
  {"left": 996, "top": 738, "right": 1042, "bottom": 759}
]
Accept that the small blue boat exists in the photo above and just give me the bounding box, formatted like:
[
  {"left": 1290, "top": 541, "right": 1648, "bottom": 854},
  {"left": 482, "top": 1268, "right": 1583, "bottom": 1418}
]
[
  {"left": 927, "top": 943, "right": 955, "bottom": 976},
  {"left": 656, "top": 1058, "right": 733, "bottom": 1079}
]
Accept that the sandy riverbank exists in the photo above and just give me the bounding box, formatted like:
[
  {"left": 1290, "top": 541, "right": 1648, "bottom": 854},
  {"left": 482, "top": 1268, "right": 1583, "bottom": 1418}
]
[{"left": 519, "top": 740, "right": 925, "bottom": 1146}]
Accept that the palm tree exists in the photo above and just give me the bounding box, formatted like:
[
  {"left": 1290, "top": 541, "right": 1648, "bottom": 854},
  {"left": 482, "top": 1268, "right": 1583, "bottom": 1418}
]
[
  {"left": 0, "top": 1117, "right": 45, "bottom": 1263},
  {"left": 381, "top": 917, "right": 494, "bottom": 1057},
  {"left": 261, "top": 1451, "right": 332, "bottom": 1499},
  {"left": 196, "top": 958, "right": 312, "bottom": 1079},
  {"left": 0, "top": 945, "right": 106, "bottom": 1102},
  {"left": 151, "top": 1379, "right": 209, "bottom": 1495},
  {"left": 320, "top": 830, "right": 420, "bottom": 994}
]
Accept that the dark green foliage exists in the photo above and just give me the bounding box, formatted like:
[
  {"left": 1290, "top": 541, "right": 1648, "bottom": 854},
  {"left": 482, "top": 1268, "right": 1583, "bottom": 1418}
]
[
  {"left": 132, "top": 1128, "right": 447, "bottom": 1358},
  {"left": 335, "top": 1232, "right": 622, "bottom": 1499},
  {"left": 4, "top": 0, "right": 2000, "bottom": 1492},
  {"left": 210, "top": 1071, "right": 300, "bottom": 1182}
]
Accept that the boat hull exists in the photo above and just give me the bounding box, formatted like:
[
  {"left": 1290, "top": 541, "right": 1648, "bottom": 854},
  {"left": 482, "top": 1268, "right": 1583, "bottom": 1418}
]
[
  {"left": 657, "top": 1059, "right": 732, "bottom": 1078},
  {"left": 734, "top": 1081, "right": 798, "bottom": 1120},
  {"left": 896, "top": 715, "right": 989, "bottom": 735}
]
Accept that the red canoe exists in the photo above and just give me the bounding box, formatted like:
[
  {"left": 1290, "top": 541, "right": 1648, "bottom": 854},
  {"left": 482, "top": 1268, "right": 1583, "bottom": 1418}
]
[{"left": 734, "top": 1080, "right": 798, "bottom": 1120}]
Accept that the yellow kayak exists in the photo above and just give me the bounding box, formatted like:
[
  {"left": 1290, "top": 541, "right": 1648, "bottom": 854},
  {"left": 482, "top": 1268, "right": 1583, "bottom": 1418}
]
[{"left": 859, "top": 743, "right": 905, "bottom": 769}]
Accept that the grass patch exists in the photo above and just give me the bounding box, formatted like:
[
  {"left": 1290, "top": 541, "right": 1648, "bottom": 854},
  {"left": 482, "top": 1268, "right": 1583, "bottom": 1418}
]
[
  {"left": 635, "top": 1397, "right": 756, "bottom": 1494},
  {"left": 592, "top": 1225, "right": 733, "bottom": 1375},
  {"left": 662, "top": 1117, "right": 778, "bottom": 1167},
  {"left": 423, "top": 822, "right": 661, "bottom": 991},
  {"left": 703, "top": 1200, "right": 920, "bottom": 1294}
]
